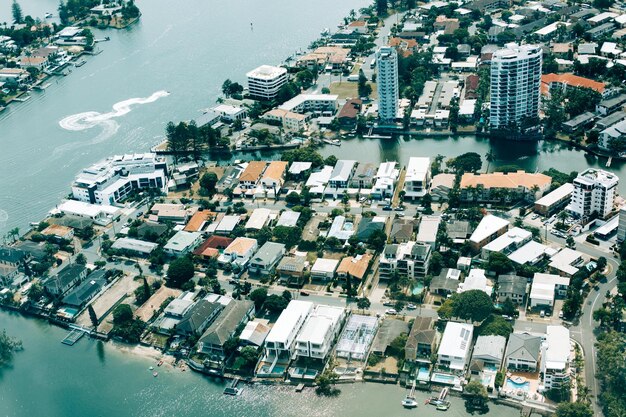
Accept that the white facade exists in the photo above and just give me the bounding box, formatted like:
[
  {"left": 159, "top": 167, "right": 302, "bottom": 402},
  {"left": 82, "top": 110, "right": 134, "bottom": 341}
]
[
  {"left": 246, "top": 65, "right": 288, "bottom": 101},
  {"left": 279, "top": 94, "right": 338, "bottom": 116},
  {"left": 295, "top": 305, "right": 345, "bottom": 360},
  {"left": 263, "top": 300, "right": 314, "bottom": 360},
  {"left": 490, "top": 44, "right": 542, "bottom": 131},
  {"left": 541, "top": 326, "right": 571, "bottom": 390},
  {"left": 372, "top": 161, "right": 399, "bottom": 199},
  {"left": 568, "top": 168, "right": 618, "bottom": 220},
  {"left": 72, "top": 153, "right": 168, "bottom": 205},
  {"left": 404, "top": 157, "right": 431, "bottom": 199},
  {"left": 618, "top": 206, "right": 626, "bottom": 242},
  {"left": 437, "top": 322, "right": 474, "bottom": 372},
  {"left": 376, "top": 47, "right": 399, "bottom": 122}
]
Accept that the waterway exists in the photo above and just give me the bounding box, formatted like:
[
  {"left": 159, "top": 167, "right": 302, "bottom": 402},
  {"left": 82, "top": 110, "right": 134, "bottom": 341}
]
[{"left": 0, "top": 313, "right": 521, "bottom": 417}]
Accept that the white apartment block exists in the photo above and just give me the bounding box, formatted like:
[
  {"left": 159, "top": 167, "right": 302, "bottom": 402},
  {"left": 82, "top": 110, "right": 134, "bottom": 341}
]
[
  {"left": 490, "top": 44, "right": 542, "bottom": 131},
  {"left": 263, "top": 300, "right": 313, "bottom": 361},
  {"left": 541, "top": 326, "right": 571, "bottom": 390},
  {"left": 246, "top": 65, "right": 288, "bottom": 101},
  {"left": 567, "top": 168, "right": 618, "bottom": 220},
  {"left": 295, "top": 305, "right": 346, "bottom": 361},
  {"left": 404, "top": 157, "right": 431, "bottom": 199},
  {"left": 71, "top": 153, "right": 168, "bottom": 205},
  {"left": 379, "top": 241, "right": 431, "bottom": 280},
  {"left": 376, "top": 46, "right": 399, "bottom": 122},
  {"left": 372, "top": 161, "right": 399, "bottom": 199},
  {"left": 278, "top": 93, "right": 338, "bottom": 116},
  {"left": 618, "top": 206, "right": 626, "bottom": 242},
  {"left": 437, "top": 321, "right": 474, "bottom": 373}
]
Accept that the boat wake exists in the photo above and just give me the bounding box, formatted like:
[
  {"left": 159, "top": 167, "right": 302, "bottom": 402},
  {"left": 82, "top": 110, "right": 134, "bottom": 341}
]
[{"left": 59, "top": 90, "right": 170, "bottom": 132}]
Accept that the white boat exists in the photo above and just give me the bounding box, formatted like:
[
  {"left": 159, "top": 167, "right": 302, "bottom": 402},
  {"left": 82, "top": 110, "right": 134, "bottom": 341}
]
[
  {"left": 44, "top": 12, "right": 53, "bottom": 18},
  {"left": 401, "top": 396, "right": 418, "bottom": 408}
]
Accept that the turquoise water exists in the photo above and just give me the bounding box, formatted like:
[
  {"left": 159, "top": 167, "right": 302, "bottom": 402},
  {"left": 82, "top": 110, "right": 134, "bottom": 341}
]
[
  {"left": 505, "top": 379, "right": 530, "bottom": 392},
  {"left": 417, "top": 367, "right": 430, "bottom": 381},
  {"left": 431, "top": 373, "right": 456, "bottom": 384},
  {"left": 412, "top": 283, "right": 425, "bottom": 295}
]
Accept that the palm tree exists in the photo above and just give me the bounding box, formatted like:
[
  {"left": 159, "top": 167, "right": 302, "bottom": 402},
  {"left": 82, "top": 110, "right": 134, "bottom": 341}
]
[{"left": 485, "top": 149, "right": 495, "bottom": 173}]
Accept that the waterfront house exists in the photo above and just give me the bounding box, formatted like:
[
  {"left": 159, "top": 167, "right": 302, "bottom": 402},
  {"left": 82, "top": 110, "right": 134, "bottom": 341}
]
[
  {"left": 370, "top": 318, "right": 410, "bottom": 357},
  {"left": 212, "top": 104, "right": 247, "bottom": 123},
  {"left": 55, "top": 200, "right": 120, "bottom": 226},
  {"left": 0, "top": 68, "right": 30, "bottom": 87},
  {"left": 337, "top": 98, "right": 362, "bottom": 128},
  {"left": 238, "top": 161, "right": 267, "bottom": 195},
  {"left": 404, "top": 157, "right": 431, "bottom": 200},
  {"left": 216, "top": 164, "right": 244, "bottom": 193},
  {"left": 239, "top": 320, "right": 271, "bottom": 347},
  {"left": 295, "top": 305, "right": 346, "bottom": 361},
  {"left": 436, "top": 322, "right": 474, "bottom": 373},
  {"left": 326, "top": 160, "right": 357, "bottom": 193},
  {"left": 336, "top": 314, "right": 379, "bottom": 361},
  {"left": 349, "top": 162, "right": 378, "bottom": 189},
  {"left": 469, "top": 214, "right": 509, "bottom": 251},
  {"left": 287, "top": 162, "right": 312, "bottom": 180},
  {"left": 471, "top": 335, "right": 506, "bottom": 367},
  {"left": 276, "top": 256, "right": 307, "bottom": 287},
  {"left": 460, "top": 171, "right": 551, "bottom": 203},
  {"left": 0, "top": 247, "right": 29, "bottom": 267},
  {"left": 248, "top": 242, "right": 286, "bottom": 276},
  {"left": 258, "top": 161, "right": 288, "bottom": 197},
  {"left": 496, "top": 274, "right": 528, "bottom": 305},
  {"left": 305, "top": 165, "right": 333, "bottom": 196},
  {"left": 175, "top": 299, "right": 223, "bottom": 337},
  {"left": 61, "top": 269, "right": 107, "bottom": 309},
  {"left": 372, "top": 161, "right": 399, "bottom": 200},
  {"left": 153, "top": 292, "right": 195, "bottom": 335},
  {"left": 218, "top": 237, "right": 258, "bottom": 269},
  {"left": 505, "top": 332, "right": 542, "bottom": 372},
  {"left": 164, "top": 231, "right": 203, "bottom": 256},
  {"left": 44, "top": 264, "right": 88, "bottom": 297},
  {"left": 405, "top": 317, "right": 438, "bottom": 365}
]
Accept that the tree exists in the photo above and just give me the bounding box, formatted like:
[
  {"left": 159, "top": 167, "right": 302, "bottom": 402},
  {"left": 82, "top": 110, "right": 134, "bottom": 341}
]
[
  {"left": 464, "top": 380, "right": 488, "bottom": 410},
  {"left": 357, "top": 69, "right": 372, "bottom": 98},
  {"left": 166, "top": 257, "right": 195, "bottom": 288},
  {"left": 12, "top": 0, "right": 23, "bottom": 24},
  {"left": 285, "top": 191, "right": 301, "bottom": 206},
  {"left": 501, "top": 297, "right": 516, "bottom": 317},
  {"left": 440, "top": 290, "right": 494, "bottom": 322},
  {"left": 27, "top": 282, "right": 44, "bottom": 302},
  {"left": 447, "top": 152, "right": 482, "bottom": 173},
  {"left": 88, "top": 305, "right": 99, "bottom": 328},
  {"left": 249, "top": 287, "right": 268, "bottom": 310},
  {"left": 597, "top": 256, "right": 607, "bottom": 271},
  {"left": 478, "top": 314, "right": 513, "bottom": 337},
  {"left": 555, "top": 402, "right": 593, "bottom": 417},
  {"left": 272, "top": 226, "right": 302, "bottom": 249},
  {"left": 315, "top": 369, "right": 340, "bottom": 396},
  {"left": 222, "top": 79, "right": 233, "bottom": 97},
  {"left": 113, "top": 304, "right": 133, "bottom": 325},
  {"left": 0, "top": 330, "right": 22, "bottom": 367},
  {"left": 263, "top": 294, "right": 289, "bottom": 313},
  {"left": 376, "top": 0, "right": 388, "bottom": 16},
  {"left": 357, "top": 297, "right": 371, "bottom": 312},
  {"left": 75, "top": 253, "right": 87, "bottom": 265},
  {"left": 367, "top": 229, "right": 387, "bottom": 251},
  {"left": 199, "top": 172, "right": 218, "bottom": 195},
  {"left": 487, "top": 252, "right": 513, "bottom": 275}
]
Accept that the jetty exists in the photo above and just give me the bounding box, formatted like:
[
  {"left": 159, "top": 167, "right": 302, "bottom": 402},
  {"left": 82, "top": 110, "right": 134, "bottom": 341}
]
[
  {"left": 223, "top": 377, "right": 242, "bottom": 395},
  {"left": 61, "top": 328, "right": 85, "bottom": 346}
]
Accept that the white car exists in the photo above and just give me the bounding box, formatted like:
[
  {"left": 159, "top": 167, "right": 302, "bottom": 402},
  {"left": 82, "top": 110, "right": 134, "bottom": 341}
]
[
  {"left": 385, "top": 309, "right": 398, "bottom": 315},
  {"left": 406, "top": 303, "right": 417, "bottom": 310}
]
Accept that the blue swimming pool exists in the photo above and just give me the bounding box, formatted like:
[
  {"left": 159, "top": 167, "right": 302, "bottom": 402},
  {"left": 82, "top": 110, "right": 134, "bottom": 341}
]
[
  {"left": 431, "top": 373, "right": 457, "bottom": 385},
  {"left": 412, "top": 283, "right": 424, "bottom": 295},
  {"left": 417, "top": 368, "right": 430, "bottom": 381},
  {"left": 505, "top": 379, "right": 530, "bottom": 392}
]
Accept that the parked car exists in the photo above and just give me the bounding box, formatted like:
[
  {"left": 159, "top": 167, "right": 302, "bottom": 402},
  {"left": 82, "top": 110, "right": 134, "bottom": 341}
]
[
  {"left": 385, "top": 309, "right": 398, "bottom": 315},
  {"left": 383, "top": 301, "right": 394, "bottom": 307},
  {"left": 382, "top": 206, "right": 393, "bottom": 211},
  {"left": 559, "top": 310, "right": 564, "bottom": 319},
  {"left": 406, "top": 303, "right": 417, "bottom": 310},
  {"left": 299, "top": 291, "right": 310, "bottom": 296},
  {"left": 540, "top": 310, "right": 545, "bottom": 318},
  {"left": 394, "top": 206, "right": 405, "bottom": 211}
]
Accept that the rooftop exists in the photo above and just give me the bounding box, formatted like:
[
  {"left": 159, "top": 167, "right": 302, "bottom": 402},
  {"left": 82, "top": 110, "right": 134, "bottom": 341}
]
[
  {"left": 469, "top": 215, "right": 509, "bottom": 244},
  {"left": 265, "top": 300, "right": 314, "bottom": 344},
  {"left": 246, "top": 65, "right": 287, "bottom": 80},
  {"left": 461, "top": 171, "right": 551, "bottom": 190},
  {"left": 438, "top": 321, "right": 473, "bottom": 359}
]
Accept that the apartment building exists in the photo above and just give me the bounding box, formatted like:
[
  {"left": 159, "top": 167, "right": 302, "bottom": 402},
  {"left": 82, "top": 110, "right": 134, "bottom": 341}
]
[
  {"left": 295, "top": 305, "right": 346, "bottom": 361},
  {"left": 376, "top": 46, "right": 399, "bottom": 122},
  {"left": 567, "top": 168, "right": 618, "bottom": 220},
  {"left": 541, "top": 326, "right": 571, "bottom": 390},
  {"left": 246, "top": 65, "right": 288, "bottom": 101},
  {"left": 262, "top": 300, "right": 314, "bottom": 362},
  {"left": 379, "top": 241, "right": 431, "bottom": 280},
  {"left": 403, "top": 157, "right": 431, "bottom": 200}
]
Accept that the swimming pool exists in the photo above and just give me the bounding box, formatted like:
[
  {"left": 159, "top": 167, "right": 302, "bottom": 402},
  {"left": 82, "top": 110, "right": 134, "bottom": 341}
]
[
  {"left": 431, "top": 373, "right": 458, "bottom": 385},
  {"left": 505, "top": 379, "right": 530, "bottom": 392},
  {"left": 412, "top": 283, "right": 424, "bottom": 295},
  {"left": 417, "top": 368, "right": 430, "bottom": 381}
]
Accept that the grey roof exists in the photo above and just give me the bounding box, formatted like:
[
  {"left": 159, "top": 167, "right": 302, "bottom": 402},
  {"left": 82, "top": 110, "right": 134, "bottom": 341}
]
[
  {"left": 596, "top": 111, "right": 626, "bottom": 130},
  {"left": 577, "top": 42, "right": 598, "bottom": 54},
  {"left": 598, "top": 94, "right": 626, "bottom": 110},
  {"left": 410, "top": 243, "right": 431, "bottom": 260},
  {"left": 505, "top": 332, "right": 542, "bottom": 363},
  {"left": 352, "top": 162, "right": 377, "bottom": 182},
  {"left": 390, "top": 218, "right": 416, "bottom": 242},
  {"left": 498, "top": 274, "right": 527, "bottom": 297},
  {"left": 430, "top": 268, "right": 460, "bottom": 292},
  {"left": 46, "top": 264, "right": 87, "bottom": 292},
  {"left": 176, "top": 300, "right": 223, "bottom": 335},
  {"left": 383, "top": 244, "right": 399, "bottom": 258},
  {"left": 276, "top": 256, "right": 306, "bottom": 273},
  {"left": 562, "top": 112, "right": 595, "bottom": 129},
  {"left": 586, "top": 22, "right": 615, "bottom": 36},
  {"left": 251, "top": 242, "right": 286, "bottom": 264},
  {"left": 472, "top": 335, "right": 506, "bottom": 363},
  {"left": 446, "top": 220, "right": 471, "bottom": 239},
  {"left": 0, "top": 246, "right": 27, "bottom": 264},
  {"left": 276, "top": 210, "right": 301, "bottom": 227},
  {"left": 62, "top": 269, "right": 107, "bottom": 307},
  {"left": 370, "top": 318, "right": 409, "bottom": 354},
  {"left": 356, "top": 217, "right": 385, "bottom": 240},
  {"left": 405, "top": 317, "right": 436, "bottom": 361},
  {"left": 571, "top": 8, "right": 598, "bottom": 19},
  {"left": 13, "top": 241, "right": 48, "bottom": 261},
  {"left": 136, "top": 222, "right": 168, "bottom": 239},
  {"left": 198, "top": 300, "right": 254, "bottom": 347}
]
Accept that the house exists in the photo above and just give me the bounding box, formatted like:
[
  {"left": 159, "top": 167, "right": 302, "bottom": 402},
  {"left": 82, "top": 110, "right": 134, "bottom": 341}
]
[
  {"left": 355, "top": 217, "right": 386, "bottom": 240},
  {"left": 429, "top": 268, "right": 461, "bottom": 296},
  {"left": 596, "top": 94, "right": 626, "bottom": 116},
  {"left": 306, "top": 165, "right": 333, "bottom": 195},
  {"left": 436, "top": 322, "right": 474, "bottom": 373},
  {"left": 508, "top": 241, "right": 555, "bottom": 266},
  {"left": 175, "top": 299, "right": 223, "bottom": 336},
  {"left": 183, "top": 210, "right": 216, "bottom": 232},
  {"left": 541, "top": 326, "right": 571, "bottom": 390},
  {"left": 218, "top": 237, "right": 258, "bottom": 269},
  {"left": 379, "top": 241, "right": 431, "bottom": 280},
  {"left": 471, "top": 335, "right": 506, "bottom": 366},
  {"left": 164, "top": 231, "right": 203, "bottom": 256},
  {"left": 405, "top": 317, "right": 437, "bottom": 364},
  {"left": 239, "top": 319, "right": 271, "bottom": 347},
  {"left": 530, "top": 273, "right": 570, "bottom": 310},
  {"left": 350, "top": 162, "right": 378, "bottom": 189},
  {"left": 404, "top": 157, "right": 431, "bottom": 200},
  {"left": 259, "top": 161, "right": 288, "bottom": 197},
  {"left": 0, "top": 247, "right": 29, "bottom": 267},
  {"left": 238, "top": 161, "right": 267, "bottom": 192},
  {"left": 469, "top": 215, "right": 509, "bottom": 251},
  {"left": 111, "top": 237, "right": 159, "bottom": 256},
  {"left": 327, "top": 215, "right": 354, "bottom": 241},
  {"left": 505, "top": 332, "right": 542, "bottom": 372},
  {"left": 337, "top": 98, "right": 362, "bottom": 127},
  {"left": 295, "top": 305, "right": 346, "bottom": 361},
  {"left": 310, "top": 258, "right": 340, "bottom": 282},
  {"left": 458, "top": 269, "right": 492, "bottom": 295},
  {"left": 416, "top": 215, "right": 441, "bottom": 249},
  {"left": 389, "top": 218, "right": 416, "bottom": 243},
  {"left": 61, "top": 269, "right": 107, "bottom": 309},
  {"left": 481, "top": 227, "right": 532, "bottom": 260},
  {"left": 372, "top": 161, "right": 399, "bottom": 200},
  {"left": 548, "top": 248, "right": 583, "bottom": 277},
  {"left": 149, "top": 204, "right": 195, "bottom": 224},
  {"left": 561, "top": 111, "right": 595, "bottom": 134},
  {"left": 152, "top": 292, "right": 195, "bottom": 334},
  {"left": 277, "top": 256, "right": 307, "bottom": 287},
  {"left": 193, "top": 236, "right": 234, "bottom": 260},
  {"left": 212, "top": 104, "right": 247, "bottom": 122},
  {"left": 44, "top": 264, "right": 88, "bottom": 296},
  {"left": 248, "top": 242, "right": 286, "bottom": 276},
  {"left": 244, "top": 208, "right": 272, "bottom": 231},
  {"left": 213, "top": 215, "right": 241, "bottom": 235},
  {"left": 276, "top": 210, "right": 300, "bottom": 227},
  {"left": 497, "top": 274, "right": 528, "bottom": 305},
  {"left": 327, "top": 160, "right": 357, "bottom": 191},
  {"left": 197, "top": 298, "right": 255, "bottom": 361},
  {"left": 288, "top": 162, "right": 312, "bottom": 179},
  {"left": 336, "top": 314, "right": 379, "bottom": 361},
  {"left": 370, "top": 318, "right": 410, "bottom": 356},
  {"left": 336, "top": 253, "right": 372, "bottom": 284}
]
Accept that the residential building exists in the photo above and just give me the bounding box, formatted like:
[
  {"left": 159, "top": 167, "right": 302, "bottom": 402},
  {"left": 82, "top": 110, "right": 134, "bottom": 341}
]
[
  {"left": 276, "top": 210, "right": 300, "bottom": 228},
  {"left": 548, "top": 248, "right": 583, "bottom": 277},
  {"left": 355, "top": 217, "right": 385, "bottom": 240},
  {"left": 469, "top": 215, "right": 509, "bottom": 251},
  {"left": 460, "top": 171, "right": 551, "bottom": 202},
  {"left": 193, "top": 236, "right": 233, "bottom": 260},
  {"left": 153, "top": 292, "right": 195, "bottom": 334},
  {"left": 213, "top": 215, "right": 241, "bottom": 235},
  {"left": 562, "top": 112, "right": 596, "bottom": 133},
  {"left": 376, "top": 46, "right": 399, "bottom": 122},
  {"left": 389, "top": 218, "right": 416, "bottom": 243},
  {"left": 277, "top": 256, "right": 307, "bottom": 287},
  {"left": 163, "top": 231, "right": 203, "bottom": 256},
  {"left": 327, "top": 160, "right": 357, "bottom": 190},
  {"left": 404, "top": 157, "right": 431, "bottom": 200},
  {"left": 244, "top": 208, "right": 272, "bottom": 230},
  {"left": 310, "top": 258, "right": 340, "bottom": 282},
  {"left": 405, "top": 317, "right": 437, "bottom": 364},
  {"left": 111, "top": 237, "right": 159, "bottom": 256},
  {"left": 416, "top": 215, "right": 441, "bottom": 249},
  {"left": 372, "top": 161, "right": 399, "bottom": 199},
  {"left": 61, "top": 269, "right": 107, "bottom": 309},
  {"left": 183, "top": 210, "right": 216, "bottom": 233},
  {"left": 490, "top": 44, "right": 542, "bottom": 135},
  {"left": 306, "top": 165, "right": 333, "bottom": 195},
  {"left": 567, "top": 168, "right": 618, "bottom": 220},
  {"left": 279, "top": 94, "right": 339, "bottom": 116},
  {"left": 218, "top": 237, "right": 258, "bottom": 269},
  {"left": 41, "top": 224, "right": 74, "bottom": 242},
  {"left": 471, "top": 335, "right": 506, "bottom": 367},
  {"left": 379, "top": 240, "right": 431, "bottom": 280},
  {"left": 246, "top": 65, "right": 288, "bottom": 101},
  {"left": 336, "top": 314, "right": 379, "bottom": 361},
  {"left": 336, "top": 253, "right": 372, "bottom": 284},
  {"left": 149, "top": 203, "right": 196, "bottom": 224},
  {"left": 458, "top": 269, "right": 492, "bottom": 295},
  {"left": 44, "top": 264, "right": 88, "bottom": 296},
  {"left": 350, "top": 162, "right": 378, "bottom": 189},
  {"left": 541, "top": 73, "right": 605, "bottom": 98},
  {"left": 259, "top": 161, "right": 288, "bottom": 196},
  {"left": 618, "top": 206, "right": 626, "bottom": 242},
  {"left": 212, "top": 104, "right": 247, "bottom": 122},
  {"left": 497, "top": 274, "right": 528, "bottom": 304},
  {"left": 437, "top": 322, "right": 474, "bottom": 373},
  {"left": 239, "top": 320, "right": 271, "bottom": 347},
  {"left": 541, "top": 326, "right": 571, "bottom": 390},
  {"left": 262, "top": 300, "right": 314, "bottom": 362},
  {"left": 430, "top": 268, "right": 461, "bottom": 296},
  {"left": 370, "top": 318, "right": 410, "bottom": 356},
  {"left": 505, "top": 332, "right": 542, "bottom": 372},
  {"left": 481, "top": 227, "right": 533, "bottom": 260},
  {"left": 534, "top": 183, "right": 574, "bottom": 216},
  {"left": 530, "top": 273, "right": 570, "bottom": 310},
  {"left": 175, "top": 299, "right": 223, "bottom": 337},
  {"left": 337, "top": 98, "right": 362, "bottom": 128},
  {"left": 295, "top": 305, "right": 346, "bottom": 361},
  {"left": 248, "top": 242, "right": 286, "bottom": 276},
  {"left": 238, "top": 161, "right": 267, "bottom": 192},
  {"left": 600, "top": 118, "right": 626, "bottom": 151},
  {"left": 327, "top": 215, "right": 354, "bottom": 241}
]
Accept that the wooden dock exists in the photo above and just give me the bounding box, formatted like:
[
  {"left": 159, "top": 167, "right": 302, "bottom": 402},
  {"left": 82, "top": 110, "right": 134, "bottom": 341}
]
[{"left": 62, "top": 328, "right": 85, "bottom": 346}]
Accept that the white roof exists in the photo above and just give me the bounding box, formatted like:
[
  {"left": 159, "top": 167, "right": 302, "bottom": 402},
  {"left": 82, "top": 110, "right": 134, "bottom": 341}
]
[
  {"left": 56, "top": 200, "right": 120, "bottom": 217},
  {"left": 416, "top": 215, "right": 441, "bottom": 244},
  {"left": 276, "top": 210, "right": 301, "bottom": 227},
  {"left": 306, "top": 166, "right": 333, "bottom": 190},
  {"left": 376, "top": 161, "right": 398, "bottom": 179},
  {"left": 508, "top": 241, "right": 555, "bottom": 265},
  {"left": 111, "top": 237, "right": 158, "bottom": 253},
  {"left": 535, "top": 22, "right": 570, "bottom": 36},
  {"left": 246, "top": 65, "right": 287, "bottom": 80},
  {"left": 329, "top": 160, "right": 356, "bottom": 183},
  {"left": 164, "top": 231, "right": 201, "bottom": 252},
  {"left": 534, "top": 183, "right": 574, "bottom": 207},
  {"left": 549, "top": 248, "right": 582, "bottom": 275},
  {"left": 279, "top": 93, "right": 338, "bottom": 112},
  {"left": 213, "top": 104, "right": 245, "bottom": 115},
  {"left": 289, "top": 161, "right": 312, "bottom": 175},
  {"left": 458, "top": 269, "right": 492, "bottom": 295},
  {"left": 438, "top": 321, "right": 473, "bottom": 359},
  {"left": 311, "top": 258, "right": 340, "bottom": 274},
  {"left": 405, "top": 157, "right": 431, "bottom": 183},
  {"left": 615, "top": 14, "right": 626, "bottom": 24},
  {"left": 483, "top": 227, "right": 531, "bottom": 253},
  {"left": 328, "top": 215, "right": 354, "bottom": 241},
  {"left": 265, "top": 300, "right": 313, "bottom": 344},
  {"left": 469, "top": 215, "right": 509, "bottom": 244},
  {"left": 531, "top": 273, "right": 570, "bottom": 303},
  {"left": 245, "top": 208, "right": 271, "bottom": 230},
  {"left": 543, "top": 325, "right": 570, "bottom": 370},
  {"left": 215, "top": 215, "right": 240, "bottom": 232},
  {"left": 601, "top": 42, "right": 622, "bottom": 55},
  {"left": 239, "top": 320, "right": 270, "bottom": 346},
  {"left": 588, "top": 11, "right": 618, "bottom": 23},
  {"left": 296, "top": 305, "right": 344, "bottom": 345},
  {"left": 459, "top": 99, "right": 476, "bottom": 116}
]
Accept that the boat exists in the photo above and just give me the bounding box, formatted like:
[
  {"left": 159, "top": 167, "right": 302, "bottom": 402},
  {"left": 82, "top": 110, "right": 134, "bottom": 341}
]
[
  {"left": 320, "top": 27, "right": 330, "bottom": 36},
  {"left": 429, "top": 398, "right": 444, "bottom": 406},
  {"left": 75, "top": 60, "right": 87, "bottom": 67},
  {"left": 157, "top": 360, "right": 163, "bottom": 366},
  {"left": 152, "top": 372, "right": 158, "bottom": 377},
  {"left": 436, "top": 401, "right": 451, "bottom": 411},
  {"left": 223, "top": 387, "right": 241, "bottom": 396},
  {"left": 44, "top": 12, "right": 53, "bottom": 18},
  {"left": 149, "top": 366, "right": 154, "bottom": 370},
  {"left": 401, "top": 396, "right": 418, "bottom": 408}
]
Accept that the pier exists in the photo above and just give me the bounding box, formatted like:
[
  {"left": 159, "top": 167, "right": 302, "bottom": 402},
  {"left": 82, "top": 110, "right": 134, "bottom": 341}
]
[{"left": 61, "top": 328, "right": 85, "bottom": 346}]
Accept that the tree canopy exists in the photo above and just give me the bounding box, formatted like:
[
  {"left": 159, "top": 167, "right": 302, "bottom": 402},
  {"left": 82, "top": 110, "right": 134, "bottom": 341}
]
[
  {"left": 438, "top": 289, "right": 494, "bottom": 322},
  {"left": 447, "top": 152, "right": 482, "bottom": 173},
  {"left": 555, "top": 403, "right": 593, "bottom": 417},
  {"left": 166, "top": 257, "right": 195, "bottom": 288},
  {"left": 487, "top": 252, "right": 514, "bottom": 275},
  {"left": 0, "top": 330, "right": 22, "bottom": 367},
  {"left": 478, "top": 314, "right": 513, "bottom": 338}
]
